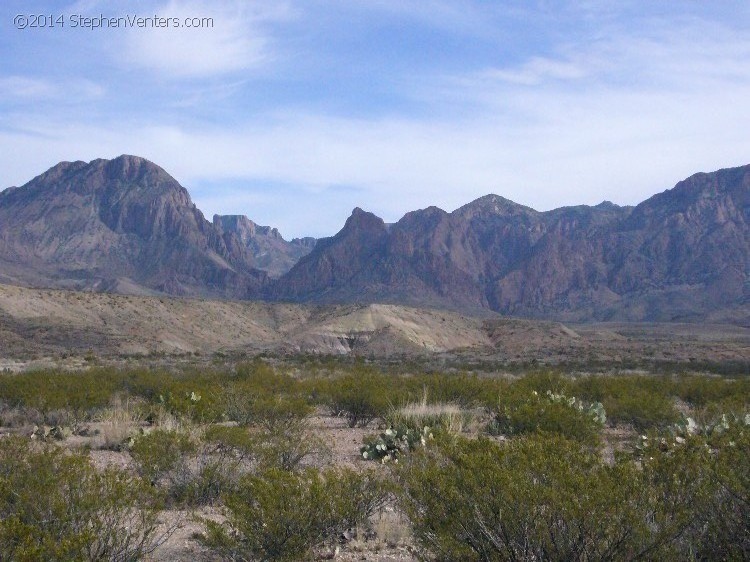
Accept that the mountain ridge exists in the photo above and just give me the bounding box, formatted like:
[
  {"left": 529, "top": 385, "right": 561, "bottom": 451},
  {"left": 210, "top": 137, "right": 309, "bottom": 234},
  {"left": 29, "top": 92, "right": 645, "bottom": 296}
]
[{"left": 1, "top": 156, "right": 748, "bottom": 323}]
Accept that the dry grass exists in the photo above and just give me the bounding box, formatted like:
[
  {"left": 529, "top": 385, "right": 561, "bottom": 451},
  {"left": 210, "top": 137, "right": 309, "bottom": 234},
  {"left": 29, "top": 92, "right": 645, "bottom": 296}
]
[
  {"left": 385, "top": 389, "right": 473, "bottom": 435},
  {"left": 93, "top": 395, "right": 146, "bottom": 449}
]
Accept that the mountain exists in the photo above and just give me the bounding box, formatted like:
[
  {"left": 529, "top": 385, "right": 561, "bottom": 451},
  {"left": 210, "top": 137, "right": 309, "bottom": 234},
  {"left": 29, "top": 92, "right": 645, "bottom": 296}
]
[
  {"left": 0, "top": 155, "right": 267, "bottom": 298},
  {"left": 274, "top": 165, "right": 750, "bottom": 322},
  {"left": 213, "top": 214, "right": 315, "bottom": 278},
  {"left": 1, "top": 156, "right": 747, "bottom": 323}
]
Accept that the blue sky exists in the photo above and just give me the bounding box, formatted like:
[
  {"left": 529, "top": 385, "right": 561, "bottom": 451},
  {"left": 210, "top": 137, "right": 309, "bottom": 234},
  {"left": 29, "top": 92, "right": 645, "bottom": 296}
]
[{"left": 1, "top": 1, "right": 750, "bottom": 238}]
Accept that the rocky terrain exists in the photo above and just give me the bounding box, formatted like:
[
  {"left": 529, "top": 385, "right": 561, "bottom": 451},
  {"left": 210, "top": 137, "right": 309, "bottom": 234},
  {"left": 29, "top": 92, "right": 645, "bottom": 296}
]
[
  {"left": 212, "top": 214, "right": 315, "bottom": 278},
  {"left": 1, "top": 156, "right": 748, "bottom": 323},
  {"left": 1, "top": 283, "right": 747, "bottom": 365}
]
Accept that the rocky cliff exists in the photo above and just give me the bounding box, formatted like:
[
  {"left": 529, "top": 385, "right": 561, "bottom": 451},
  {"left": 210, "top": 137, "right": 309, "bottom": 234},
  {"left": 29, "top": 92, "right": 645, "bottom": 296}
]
[{"left": 0, "top": 155, "right": 267, "bottom": 298}]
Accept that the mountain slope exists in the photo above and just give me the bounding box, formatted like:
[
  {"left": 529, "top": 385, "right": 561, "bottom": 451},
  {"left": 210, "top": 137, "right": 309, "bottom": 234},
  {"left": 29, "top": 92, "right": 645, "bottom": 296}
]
[
  {"left": 274, "top": 165, "right": 749, "bottom": 322},
  {"left": 0, "top": 155, "right": 267, "bottom": 298}
]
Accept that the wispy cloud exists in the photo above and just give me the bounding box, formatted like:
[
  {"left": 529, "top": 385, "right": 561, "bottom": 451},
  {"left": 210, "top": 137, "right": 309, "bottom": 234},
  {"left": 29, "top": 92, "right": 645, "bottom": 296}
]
[
  {"left": 0, "top": 76, "right": 104, "bottom": 101},
  {"left": 480, "top": 57, "right": 588, "bottom": 86},
  {"left": 120, "top": 0, "right": 293, "bottom": 78},
  {"left": 0, "top": 77, "right": 57, "bottom": 99}
]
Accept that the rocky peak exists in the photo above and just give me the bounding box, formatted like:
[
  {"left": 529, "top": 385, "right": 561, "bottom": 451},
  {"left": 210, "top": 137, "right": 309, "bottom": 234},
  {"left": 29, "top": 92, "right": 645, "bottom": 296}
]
[
  {"left": 214, "top": 214, "right": 258, "bottom": 244},
  {"left": 454, "top": 194, "right": 538, "bottom": 219},
  {"left": 291, "top": 237, "right": 317, "bottom": 249},
  {"left": 341, "top": 207, "right": 388, "bottom": 235},
  {"left": 213, "top": 214, "right": 316, "bottom": 277}
]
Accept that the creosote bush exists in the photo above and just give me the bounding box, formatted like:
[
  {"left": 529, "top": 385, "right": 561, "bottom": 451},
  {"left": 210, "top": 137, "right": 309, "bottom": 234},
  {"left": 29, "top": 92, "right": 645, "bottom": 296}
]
[
  {"left": 0, "top": 436, "right": 170, "bottom": 561},
  {"left": 397, "top": 424, "right": 749, "bottom": 561},
  {"left": 323, "top": 372, "right": 392, "bottom": 427},
  {"left": 130, "top": 427, "right": 243, "bottom": 506},
  {"left": 202, "top": 466, "right": 388, "bottom": 561},
  {"left": 491, "top": 388, "right": 605, "bottom": 446},
  {"left": 573, "top": 375, "right": 681, "bottom": 431}
]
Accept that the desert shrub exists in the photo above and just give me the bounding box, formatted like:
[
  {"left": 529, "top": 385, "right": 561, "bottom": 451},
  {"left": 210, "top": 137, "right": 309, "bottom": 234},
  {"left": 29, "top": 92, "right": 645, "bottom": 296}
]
[
  {"left": 404, "top": 373, "right": 505, "bottom": 409},
  {"left": 252, "top": 423, "right": 330, "bottom": 471},
  {"left": 397, "top": 433, "right": 719, "bottom": 561},
  {"left": 0, "top": 369, "right": 119, "bottom": 425},
  {"left": 223, "top": 389, "right": 312, "bottom": 430},
  {"left": 203, "top": 424, "right": 256, "bottom": 459},
  {"left": 633, "top": 423, "right": 748, "bottom": 559},
  {"left": 490, "top": 388, "right": 605, "bottom": 446},
  {"left": 573, "top": 375, "right": 680, "bottom": 431},
  {"left": 511, "top": 370, "right": 572, "bottom": 394},
  {"left": 204, "top": 418, "right": 328, "bottom": 473},
  {"left": 673, "top": 374, "right": 750, "bottom": 412},
  {"left": 250, "top": 395, "right": 313, "bottom": 431},
  {"left": 637, "top": 411, "right": 750, "bottom": 558},
  {"left": 129, "top": 428, "right": 195, "bottom": 485},
  {"left": 0, "top": 436, "right": 169, "bottom": 561},
  {"left": 202, "top": 466, "right": 387, "bottom": 561},
  {"left": 324, "top": 373, "right": 391, "bottom": 427},
  {"left": 129, "top": 427, "right": 241, "bottom": 506},
  {"left": 696, "top": 419, "right": 750, "bottom": 558}
]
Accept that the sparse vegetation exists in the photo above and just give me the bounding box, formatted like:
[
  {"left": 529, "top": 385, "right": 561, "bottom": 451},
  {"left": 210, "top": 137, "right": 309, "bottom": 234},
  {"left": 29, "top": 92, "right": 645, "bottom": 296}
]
[
  {"left": 0, "top": 360, "right": 747, "bottom": 560},
  {"left": 0, "top": 436, "right": 170, "bottom": 561}
]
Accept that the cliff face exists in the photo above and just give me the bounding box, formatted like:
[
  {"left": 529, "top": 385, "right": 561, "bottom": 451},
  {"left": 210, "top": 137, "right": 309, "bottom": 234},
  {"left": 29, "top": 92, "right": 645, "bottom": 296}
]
[
  {"left": 213, "top": 214, "right": 315, "bottom": 278},
  {"left": 273, "top": 166, "right": 749, "bottom": 322},
  {"left": 0, "top": 155, "right": 267, "bottom": 297}
]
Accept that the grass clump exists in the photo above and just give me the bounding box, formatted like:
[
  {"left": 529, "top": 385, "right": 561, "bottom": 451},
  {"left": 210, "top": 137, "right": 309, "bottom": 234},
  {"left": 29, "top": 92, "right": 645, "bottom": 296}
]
[{"left": 384, "top": 389, "right": 472, "bottom": 435}]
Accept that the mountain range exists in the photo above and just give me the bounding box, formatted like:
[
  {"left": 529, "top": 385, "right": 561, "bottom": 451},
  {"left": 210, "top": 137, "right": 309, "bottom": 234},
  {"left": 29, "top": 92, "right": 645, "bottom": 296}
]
[{"left": 1, "top": 155, "right": 748, "bottom": 323}]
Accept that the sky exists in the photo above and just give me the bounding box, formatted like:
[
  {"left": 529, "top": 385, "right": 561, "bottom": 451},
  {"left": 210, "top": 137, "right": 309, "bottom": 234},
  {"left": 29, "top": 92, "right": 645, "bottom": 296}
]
[{"left": 1, "top": 1, "right": 749, "bottom": 239}]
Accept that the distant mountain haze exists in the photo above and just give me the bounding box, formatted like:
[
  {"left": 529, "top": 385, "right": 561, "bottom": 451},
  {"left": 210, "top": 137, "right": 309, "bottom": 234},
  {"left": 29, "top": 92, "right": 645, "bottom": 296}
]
[{"left": 1, "top": 155, "right": 747, "bottom": 323}]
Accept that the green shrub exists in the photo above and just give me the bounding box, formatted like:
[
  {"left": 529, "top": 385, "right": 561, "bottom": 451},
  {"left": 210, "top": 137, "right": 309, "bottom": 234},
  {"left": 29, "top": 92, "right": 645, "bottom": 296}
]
[
  {"left": 202, "top": 467, "right": 387, "bottom": 561},
  {"left": 0, "top": 436, "right": 168, "bottom": 561},
  {"left": 573, "top": 375, "right": 680, "bottom": 431},
  {"left": 251, "top": 423, "right": 330, "bottom": 471},
  {"left": 203, "top": 424, "right": 255, "bottom": 459},
  {"left": 0, "top": 369, "right": 118, "bottom": 425},
  {"left": 129, "top": 428, "right": 195, "bottom": 485},
  {"left": 324, "top": 373, "right": 391, "bottom": 427},
  {"left": 130, "top": 427, "right": 243, "bottom": 506},
  {"left": 698, "top": 419, "right": 750, "bottom": 558},
  {"left": 242, "top": 395, "right": 313, "bottom": 432},
  {"left": 491, "top": 388, "right": 605, "bottom": 445},
  {"left": 397, "top": 433, "right": 720, "bottom": 561}
]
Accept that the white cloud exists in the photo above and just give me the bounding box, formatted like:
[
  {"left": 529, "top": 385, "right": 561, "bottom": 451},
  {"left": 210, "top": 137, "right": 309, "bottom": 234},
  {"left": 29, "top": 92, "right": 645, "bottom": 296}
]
[
  {"left": 121, "top": 0, "right": 293, "bottom": 78},
  {"left": 0, "top": 76, "right": 104, "bottom": 101},
  {"left": 0, "top": 77, "right": 56, "bottom": 99},
  {"left": 480, "top": 57, "right": 588, "bottom": 86}
]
